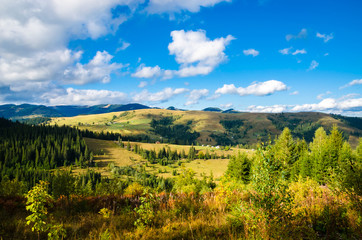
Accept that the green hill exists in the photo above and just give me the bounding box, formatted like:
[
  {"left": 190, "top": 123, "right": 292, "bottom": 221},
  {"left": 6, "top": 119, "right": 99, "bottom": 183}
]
[{"left": 49, "top": 109, "right": 362, "bottom": 147}]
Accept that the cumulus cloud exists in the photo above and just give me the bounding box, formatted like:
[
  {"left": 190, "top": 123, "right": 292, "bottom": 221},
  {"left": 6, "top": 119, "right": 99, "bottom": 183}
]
[
  {"left": 286, "top": 28, "right": 307, "bottom": 41},
  {"left": 0, "top": 49, "right": 81, "bottom": 90},
  {"left": 316, "top": 32, "right": 334, "bottom": 43},
  {"left": 132, "top": 87, "right": 188, "bottom": 102},
  {"left": 244, "top": 96, "right": 362, "bottom": 115},
  {"left": 132, "top": 65, "right": 162, "bottom": 78},
  {"left": 291, "top": 98, "right": 362, "bottom": 112},
  {"left": 0, "top": 0, "right": 142, "bottom": 102},
  {"left": 215, "top": 80, "right": 287, "bottom": 96},
  {"left": 340, "top": 79, "right": 362, "bottom": 89},
  {"left": 247, "top": 105, "right": 287, "bottom": 113},
  {"left": 185, "top": 89, "right": 209, "bottom": 105},
  {"left": 308, "top": 60, "right": 319, "bottom": 71},
  {"left": 132, "top": 30, "right": 234, "bottom": 80},
  {"left": 42, "top": 87, "right": 128, "bottom": 106},
  {"left": 243, "top": 49, "right": 259, "bottom": 57},
  {"left": 168, "top": 30, "right": 234, "bottom": 78},
  {"left": 147, "top": 0, "right": 231, "bottom": 14},
  {"left": 63, "top": 51, "right": 124, "bottom": 85}
]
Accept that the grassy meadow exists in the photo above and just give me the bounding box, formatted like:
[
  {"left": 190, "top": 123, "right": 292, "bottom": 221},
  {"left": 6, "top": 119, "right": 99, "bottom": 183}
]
[{"left": 71, "top": 138, "right": 250, "bottom": 180}]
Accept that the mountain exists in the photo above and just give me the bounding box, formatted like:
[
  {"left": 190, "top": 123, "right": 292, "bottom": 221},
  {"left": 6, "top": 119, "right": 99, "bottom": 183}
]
[
  {"left": 0, "top": 103, "right": 150, "bottom": 119},
  {"left": 50, "top": 103, "right": 150, "bottom": 117},
  {"left": 203, "top": 107, "right": 223, "bottom": 112},
  {"left": 0, "top": 104, "right": 62, "bottom": 119},
  {"left": 222, "top": 109, "right": 239, "bottom": 114},
  {"left": 167, "top": 106, "right": 186, "bottom": 111}
]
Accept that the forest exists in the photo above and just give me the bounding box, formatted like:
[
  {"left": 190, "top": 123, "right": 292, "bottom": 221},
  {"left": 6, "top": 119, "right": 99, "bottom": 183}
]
[{"left": 0, "top": 117, "right": 361, "bottom": 239}]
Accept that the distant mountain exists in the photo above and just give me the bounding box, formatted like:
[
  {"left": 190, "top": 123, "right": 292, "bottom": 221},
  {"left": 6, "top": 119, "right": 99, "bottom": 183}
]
[
  {"left": 222, "top": 109, "right": 239, "bottom": 114},
  {"left": 203, "top": 107, "right": 223, "bottom": 112},
  {"left": 0, "top": 104, "right": 62, "bottom": 119},
  {"left": 51, "top": 103, "right": 150, "bottom": 117},
  {"left": 167, "top": 106, "right": 186, "bottom": 111},
  {"left": 0, "top": 103, "right": 150, "bottom": 119}
]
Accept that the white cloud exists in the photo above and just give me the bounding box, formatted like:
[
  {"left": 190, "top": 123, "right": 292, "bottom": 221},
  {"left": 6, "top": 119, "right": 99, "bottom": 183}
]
[
  {"left": 42, "top": 87, "right": 128, "bottom": 106},
  {"left": 116, "top": 39, "right": 131, "bottom": 52},
  {"left": 138, "top": 81, "right": 148, "bottom": 88},
  {"left": 308, "top": 60, "right": 319, "bottom": 71},
  {"left": 340, "top": 79, "right": 362, "bottom": 89},
  {"left": 289, "top": 91, "right": 299, "bottom": 95},
  {"left": 215, "top": 80, "right": 287, "bottom": 96},
  {"left": 292, "top": 98, "right": 341, "bottom": 112},
  {"left": 279, "top": 47, "right": 292, "bottom": 55},
  {"left": 0, "top": 0, "right": 141, "bottom": 100},
  {"left": 292, "top": 49, "right": 306, "bottom": 55},
  {"left": 316, "top": 32, "right": 334, "bottom": 43},
  {"left": 168, "top": 29, "right": 234, "bottom": 77},
  {"left": 132, "top": 65, "right": 162, "bottom": 78},
  {"left": 247, "top": 105, "right": 287, "bottom": 113},
  {"left": 243, "top": 49, "right": 259, "bottom": 57},
  {"left": 132, "top": 30, "right": 234, "bottom": 80},
  {"left": 244, "top": 96, "right": 362, "bottom": 115},
  {"left": 220, "top": 103, "right": 233, "bottom": 109},
  {"left": 0, "top": 49, "right": 81, "bottom": 90},
  {"left": 147, "top": 0, "right": 231, "bottom": 14},
  {"left": 63, "top": 51, "right": 124, "bottom": 85},
  {"left": 317, "top": 91, "right": 332, "bottom": 100},
  {"left": 185, "top": 89, "right": 209, "bottom": 105},
  {"left": 279, "top": 47, "right": 306, "bottom": 55},
  {"left": 286, "top": 28, "right": 307, "bottom": 41},
  {"left": 132, "top": 87, "right": 188, "bottom": 102}
]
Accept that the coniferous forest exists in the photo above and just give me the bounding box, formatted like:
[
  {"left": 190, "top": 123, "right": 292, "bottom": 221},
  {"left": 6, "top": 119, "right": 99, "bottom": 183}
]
[{"left": 0, "top": 118, "right": 361, "bottom": 239}]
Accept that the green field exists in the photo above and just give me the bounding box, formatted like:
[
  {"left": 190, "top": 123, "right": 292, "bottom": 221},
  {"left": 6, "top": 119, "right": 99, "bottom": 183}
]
[{"left": 70, "top": 138, "right": 243, "bottom": 180}]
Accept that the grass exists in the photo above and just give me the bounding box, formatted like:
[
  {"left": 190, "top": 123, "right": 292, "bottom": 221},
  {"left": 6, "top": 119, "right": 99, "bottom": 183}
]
[
  {"left": 71, "top": 138, "right": 143, "bottom": 177},
  {"left": 71, "top": 138, "right": 247, "bottom": 180}
]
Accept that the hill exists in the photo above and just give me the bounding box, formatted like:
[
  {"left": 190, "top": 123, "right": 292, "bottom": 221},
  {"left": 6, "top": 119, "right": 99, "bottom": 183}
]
[
  {"left": 0, "top": 103, "right": 150, "bottom": 119},
  {"left": 0, "top": 104, "right": 62, "bottom": 119},
  {"left": 49, "top": 109, "right": 362, "bottom": 147}
]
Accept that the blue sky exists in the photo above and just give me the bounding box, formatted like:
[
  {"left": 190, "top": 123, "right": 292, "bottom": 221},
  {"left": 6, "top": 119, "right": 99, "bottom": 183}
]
[{"left": 0, "top": 0, "right": 361, "bottom": 116}]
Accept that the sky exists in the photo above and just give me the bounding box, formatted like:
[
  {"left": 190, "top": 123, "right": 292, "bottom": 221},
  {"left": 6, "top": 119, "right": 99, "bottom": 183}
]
[{"left": 0, "top": 0, "right": 361, "bottom": 116}]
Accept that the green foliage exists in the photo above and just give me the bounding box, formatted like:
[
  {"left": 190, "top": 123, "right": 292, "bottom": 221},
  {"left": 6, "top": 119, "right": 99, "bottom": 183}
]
[
  {"left": 0, "top": 176, "right": 27, "bottom": 196},
  {"left": 220, "top": 119, "right": 244, "bottom": 133},
  {"left": 134, "top": 189, "right": 156, "bottom": 229},
  {"left": 99, "top": 207, "right": 112, "bottom": 218},
  {"left": 0, "top": 118, "right": 92, "bottom": 189},
  {"left": 99, "top": 229, "right": 111, "bottom": 240},
  {"left": 25, "top": 181, "right": 66, "bottom": 240},
  {"left": 226, "top": 152, "right": 251, "bottom": 183},
  {"left": 124, "top": 182, "right": 144, "bottom": 196},
  {"left": 150, "top": 117, "right": 200, "bottom": 145},
  {"left": 173, "top": 166, "right": 214, "bottom": 194},
  {"left": 26, "top": 181, "right": 52, "bottom": 235}
]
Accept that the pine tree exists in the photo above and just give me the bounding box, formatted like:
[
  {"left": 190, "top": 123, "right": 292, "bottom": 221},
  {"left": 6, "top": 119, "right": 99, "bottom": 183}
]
[{"left": 309, "top": 127, "right": 328, "bottom": 183}]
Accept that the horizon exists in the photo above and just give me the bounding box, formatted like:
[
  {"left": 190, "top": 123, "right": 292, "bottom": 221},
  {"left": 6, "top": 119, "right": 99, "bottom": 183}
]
[{"left": 0, "top": 0, "right": 361, "bottom": 116}]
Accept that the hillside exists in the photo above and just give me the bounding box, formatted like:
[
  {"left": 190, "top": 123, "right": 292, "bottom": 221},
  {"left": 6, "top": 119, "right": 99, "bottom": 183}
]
[
  {"left": 0, "top": 103, "right": 150, "bottom": 119},
  {"left": 49, "top": 109, "right": 362, "bottom": 147}
]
